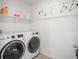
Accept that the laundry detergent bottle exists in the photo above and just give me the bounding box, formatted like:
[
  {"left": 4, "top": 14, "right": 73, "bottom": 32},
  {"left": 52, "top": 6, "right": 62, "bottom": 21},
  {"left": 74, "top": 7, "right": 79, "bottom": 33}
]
[{"left": 3, "top": 6, "right": 8, "bottom": 16}]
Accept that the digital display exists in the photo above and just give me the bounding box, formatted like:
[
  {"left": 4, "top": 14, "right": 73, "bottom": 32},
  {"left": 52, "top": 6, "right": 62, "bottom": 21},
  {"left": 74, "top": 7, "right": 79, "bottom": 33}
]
[{"left": 17, "top": 34, "right": 23, "bottom": 38}]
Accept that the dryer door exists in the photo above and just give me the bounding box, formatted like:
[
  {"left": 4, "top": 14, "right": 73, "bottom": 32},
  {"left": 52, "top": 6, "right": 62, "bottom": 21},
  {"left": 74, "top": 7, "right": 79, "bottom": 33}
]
[
  {"left": 28, "top": 36, "right": 40, "bottom": 53},
  {"left": 0, "top": 40, "right": 25, "bottom": 59}
]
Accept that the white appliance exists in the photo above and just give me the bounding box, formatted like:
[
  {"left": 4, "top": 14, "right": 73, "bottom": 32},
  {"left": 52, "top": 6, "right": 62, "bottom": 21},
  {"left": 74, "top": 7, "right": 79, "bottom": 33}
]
[
  {"left": 0, "top": 32, "right": 40, "bottom": 59},
  {"left": 0, "top": 33, "right": 26, "bottom": 59},
  {"left": 23, "top": 32, "right": 40, "bottom": 59}
]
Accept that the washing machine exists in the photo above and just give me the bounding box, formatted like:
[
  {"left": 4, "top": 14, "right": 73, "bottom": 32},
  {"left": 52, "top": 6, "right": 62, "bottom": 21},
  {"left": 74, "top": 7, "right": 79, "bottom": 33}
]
[
  {"left": 0, "top": 33, "right": 26, "bottom": 59},
  {"left": 23, "top": 32, "right": 40, "bottom": 59},
  {"left": 0, "top": 32, "right": 40, "bottom": 59}
]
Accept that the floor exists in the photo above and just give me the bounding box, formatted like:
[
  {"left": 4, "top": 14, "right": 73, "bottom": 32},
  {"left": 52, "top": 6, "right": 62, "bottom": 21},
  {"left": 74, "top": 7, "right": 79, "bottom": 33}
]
[{"left": 34, "top": 54, "right": 52, "bottom": 59}]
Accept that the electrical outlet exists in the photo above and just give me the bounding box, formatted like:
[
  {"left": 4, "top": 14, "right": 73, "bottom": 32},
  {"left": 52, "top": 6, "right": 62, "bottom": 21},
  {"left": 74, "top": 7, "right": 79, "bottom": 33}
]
[
  {"left": 73, "top": 44, "right": 78, "bottom": 48},
  {"left": 0, "top": 30, "right": 3, "bottom": 34}
]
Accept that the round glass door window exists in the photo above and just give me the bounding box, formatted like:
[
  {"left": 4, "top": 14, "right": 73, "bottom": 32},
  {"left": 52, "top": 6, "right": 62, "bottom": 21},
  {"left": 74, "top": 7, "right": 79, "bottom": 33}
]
[
  {"left": 28, "top": 36, "right": 40, "bottom": 53},
  {"left": 0, "top": 40, "right": 25, "bottom": 59}
]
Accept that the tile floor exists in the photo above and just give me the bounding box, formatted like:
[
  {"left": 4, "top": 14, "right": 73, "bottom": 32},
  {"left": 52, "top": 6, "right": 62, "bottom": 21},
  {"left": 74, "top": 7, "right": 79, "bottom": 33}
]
[{"left": 34, "top": 54, "right": 52, "bottom": 59}]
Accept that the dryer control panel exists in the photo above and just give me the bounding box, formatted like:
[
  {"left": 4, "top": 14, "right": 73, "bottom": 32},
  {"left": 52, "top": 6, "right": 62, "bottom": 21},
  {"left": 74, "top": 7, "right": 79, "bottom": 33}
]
[{"left": 32, "top": 32, "right": 38, "bottom": 35}]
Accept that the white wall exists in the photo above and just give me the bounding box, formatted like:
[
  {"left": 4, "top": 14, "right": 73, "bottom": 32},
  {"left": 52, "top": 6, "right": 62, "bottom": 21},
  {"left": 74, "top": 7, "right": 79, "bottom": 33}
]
[
  {"left": 30, "top": 0, "right": 78, "bottom": 18},
  {"left": 31, "top": 15, "right": 78, "bottom": 59},
  {"left": 31, "top": 0, "right": 78, "bottom": 59},
  {"left": 0, "top": 0, "right": 31, "bottom": 33},
  {"left": 0, "top": 23, "right": 31, "bottom": 33}
]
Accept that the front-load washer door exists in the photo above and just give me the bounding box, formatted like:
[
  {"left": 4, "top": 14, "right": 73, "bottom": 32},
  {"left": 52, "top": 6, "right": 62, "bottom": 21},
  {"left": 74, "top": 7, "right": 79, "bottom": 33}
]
[
  {"left": 28, "top": 36, "right": 40, "bottom": 53},
  {"left": 0, "top": 40, "right": 25, "bottom": 59}
]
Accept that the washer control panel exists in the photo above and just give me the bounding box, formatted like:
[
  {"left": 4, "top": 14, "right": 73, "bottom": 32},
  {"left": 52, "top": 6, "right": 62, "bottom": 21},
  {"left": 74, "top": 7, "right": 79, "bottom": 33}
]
[
  {"left": 6, "top": 34, "right": 24, "bottom": 39},
  {"left": 17, "top": 34, "right": 23, "bottom": 38},
  {"left": 11, "top": 35, "right": 15, "bottom": 39}
]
